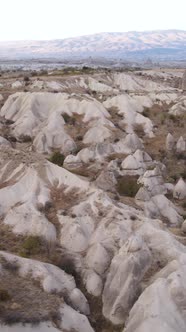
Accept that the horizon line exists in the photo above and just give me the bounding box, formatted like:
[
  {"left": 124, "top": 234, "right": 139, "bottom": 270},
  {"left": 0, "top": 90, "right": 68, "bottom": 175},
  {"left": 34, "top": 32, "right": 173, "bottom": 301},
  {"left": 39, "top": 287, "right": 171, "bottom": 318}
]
[{"left": 0, "top": 29, "right": 185, "bottom": 43}]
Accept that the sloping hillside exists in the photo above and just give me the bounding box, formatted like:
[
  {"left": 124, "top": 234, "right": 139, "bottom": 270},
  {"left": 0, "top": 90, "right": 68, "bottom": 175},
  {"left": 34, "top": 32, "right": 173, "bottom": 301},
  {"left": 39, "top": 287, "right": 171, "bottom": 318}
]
[{"left": 0, "top": 30, "right": 186, "bottom": 60}]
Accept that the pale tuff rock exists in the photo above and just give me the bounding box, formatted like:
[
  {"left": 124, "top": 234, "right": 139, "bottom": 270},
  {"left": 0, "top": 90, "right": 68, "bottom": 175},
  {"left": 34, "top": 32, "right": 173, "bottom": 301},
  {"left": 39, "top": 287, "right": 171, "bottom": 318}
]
[
  {"left": 173, "top": 178, "right": 186, "bottom": 199},
  {"left": 83, "top": 124, "right": 112, "bottom": 144},
  {"left": 87, "top": 77, "right": 116, "bottom": 93},
  {"left": 125, "top": 266, "right": 186, "bottom": 332},
  {"left": 0, "top": 94, "right": 3, "bottom": 101},
  {"left": 46, "top": 81, "right": 63, "bottom": 90},
  {"left": 182, "top": 69, "right": 186, "bottom": 91},
  {"left": 59, "top": 304, "right": 94, "bottom": 332},
  {"left": 113, "top": 134, "right": 143, "bottom": 154},
  {"left": 11, "top": 80, "right": 23, "bottom": 89},
  {"left": 0, "top": 251, "right": 90, "bottom": 316},
  {"left": 0, "top": 156, "right": 89, "bottom": 240},
  {"left": 0, "top": 136, "right": 11, "bottom": 147},
  {"left": 176, "top": 136, "right": 186, "bottom": 152},
  {"left": 85, "top": 271, "right": 103, "bottom": 296},
  {"left": 149, "top": 92, "right": 178, "bottom": 104},
  {"left": 121, "top": 149, "right": 153, "bottom": 175},
  {"left": 103, "top": 94, "right": 154, "bottom": 137},
  {"left": 0, "top": 92, "right": 110, "bottom": 153},
  {"left": 166, "top": 133, "right": 175, "bottom": 151},
  {"left": 143, "top": 194, "right": 183, "bottom": 225},
  {"left": 33, "top": 112, "right": 76, "bottom": 154},
  {"left": 169, "top": 97, "right": 186, "bottom": 115},
  {"left": 58, "top": 214, "right": 94, "bottom": 253},
  {"left": 0, "top": 322, "right": 60, "bottom": 332},
  {"left": 95, "top": 170, "right": 117, "bottom": 192},
  {"left": 181, "top": 220, "right": 186, "bottom": 233},
  {"left": 102, "top": 238, "right": 152, "bottom": 325},
  {"left": 0, "top": 71, "right": 186, "bottom": 331},
  {"left": 86, "top": 243, "right": 111, "bottom": 275},
  {"left": 137, "top": 167, "right": 167, "bottom": 197},
  {"left": 64, "top": 143, "right": 114, "bottom": 167},
  {"left": 113, "top": 73, "right": 164, "bottom": 92}
]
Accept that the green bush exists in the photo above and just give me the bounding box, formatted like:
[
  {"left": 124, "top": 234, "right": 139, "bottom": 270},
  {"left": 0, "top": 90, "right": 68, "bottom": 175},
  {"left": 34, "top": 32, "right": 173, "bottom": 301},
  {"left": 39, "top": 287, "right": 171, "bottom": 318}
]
[
  {"left": 142, "top": 108, "right": 150, "bottom": 117},
  {"left": 63, "top": 113, "right": 76, "bottom": 125},
  {"left": 49, "top": 152, "right": 65, "bottom": 167},
  {"left": 117, "top": 176, "right": 140, "bottom": 197},
  {"left": 182, "top": 202, "right": 186, "bottom": 209},
  {"left": 0, "top": 289, "right": 11, "bottom": 301},
  {"left": 19, "top": 236, "right": 42, "bottom": 257}
]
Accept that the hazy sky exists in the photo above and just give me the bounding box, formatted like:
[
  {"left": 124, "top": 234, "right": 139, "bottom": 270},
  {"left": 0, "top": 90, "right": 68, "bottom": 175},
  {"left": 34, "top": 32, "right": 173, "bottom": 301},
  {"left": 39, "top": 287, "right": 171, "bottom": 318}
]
[{"left": 0, "top": 0, "right": 185, "bottom": 41}]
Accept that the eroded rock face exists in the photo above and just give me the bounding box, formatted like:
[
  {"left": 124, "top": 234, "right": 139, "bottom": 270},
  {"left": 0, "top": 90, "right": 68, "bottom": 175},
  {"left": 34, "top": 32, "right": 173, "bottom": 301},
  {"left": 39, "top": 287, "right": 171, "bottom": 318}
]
[
  {"left": 125, "top": 266, "right": 186, "bottom": 332},
  {"left": 0, "top": 69, "right": 186, "bottom": 331},
  {"left": 102, "top": 237, "right": 152, "bottom": 325},
  {"left": 173, "top": 178, "right": 186, "bottom": 199},
  {"left": 182, "top": 70, "right": 186, "bottom": 91},
  {"left": 166, "top": 133, "right": 174, "bottom": 151}
]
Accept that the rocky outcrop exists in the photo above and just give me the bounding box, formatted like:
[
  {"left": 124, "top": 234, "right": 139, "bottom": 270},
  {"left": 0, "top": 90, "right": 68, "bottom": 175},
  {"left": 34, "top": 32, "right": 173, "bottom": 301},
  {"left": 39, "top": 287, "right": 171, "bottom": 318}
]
[
  {"left": 182, "top": 70, "right": 186, "bottom": 91},
  {"left": 166, "top": 133, "right": 174, "bottom": 151}
]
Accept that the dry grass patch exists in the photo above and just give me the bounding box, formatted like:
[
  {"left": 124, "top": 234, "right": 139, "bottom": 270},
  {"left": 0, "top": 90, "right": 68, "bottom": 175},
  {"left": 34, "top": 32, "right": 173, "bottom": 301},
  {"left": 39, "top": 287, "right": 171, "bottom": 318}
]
[
  {"left": 117, "top": 176, "right": 141, "bottom": 197},
  {"left": 0, "top": 268, "right": 62, "bottom": 326}
]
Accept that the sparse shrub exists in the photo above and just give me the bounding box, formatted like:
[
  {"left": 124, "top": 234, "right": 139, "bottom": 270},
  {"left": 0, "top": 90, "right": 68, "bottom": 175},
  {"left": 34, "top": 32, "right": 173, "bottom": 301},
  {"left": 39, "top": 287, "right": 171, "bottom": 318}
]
[
  {"left": 76, "top": 135, "right": 83, "bottom": 141},
  {"left": 114, "top": 138, "right": 120, "bottom": 143},
  {"left": 1, "top": 260, "right": 19, "bottom": 272},
  {"left": 134, "top": 124, "right": 144, "bottom": 138},
  {"left": 23, "top": 76, "right": 30, "bottom": 82},
  {"left": 19, "top": 236, "right": 42, "bottom": 257},
  {"left": 182, "top": 202, "right": 186, "bottom": 209},
  {"left": 169, "top": 114, "right": 177, "bottom": 122},
  {"left": 52, "top": 255, "right": 77, "bottom": 278},
  {"left": 176, "top": 152, "right": 186, "bottom": 160},
  {"left": 49, "top": 151, "right": 65, "bottom": 167},
  {"left": 171, "top": 174, "right": 179, "bottom": 182},
  {"left": 0, "top": 289, "right": 11, "bottom": 301},
  {"left": 142, "top": 107, "right": 150, "bottom": 117},
  {"left": 117, "top": 176, "right": 140, "bottom": 197},
  {"left": 63, "top": 113, "right": 76, "bottom": 125},
  {"left": 19, "top": 135, "right": 32, "bottom": 143},
  {"left": 180, "top": 170, "right": 186, "bottom": 180},
  {"left": 40, "top": 70, "right": 48, "bottom": 76}
]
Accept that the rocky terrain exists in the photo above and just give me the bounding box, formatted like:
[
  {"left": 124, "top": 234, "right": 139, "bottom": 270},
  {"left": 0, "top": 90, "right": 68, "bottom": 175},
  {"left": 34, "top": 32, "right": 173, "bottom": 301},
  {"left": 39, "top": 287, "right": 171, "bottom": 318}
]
[{"left": 0, "top": 67, "right": 185, "bottom": 332}]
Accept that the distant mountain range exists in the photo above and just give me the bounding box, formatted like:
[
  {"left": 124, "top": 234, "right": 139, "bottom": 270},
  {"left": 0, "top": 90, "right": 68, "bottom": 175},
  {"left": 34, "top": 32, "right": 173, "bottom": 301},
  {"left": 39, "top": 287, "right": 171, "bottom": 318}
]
[{"left": 0, "top": 30, "right": 186, "bottom": 61}]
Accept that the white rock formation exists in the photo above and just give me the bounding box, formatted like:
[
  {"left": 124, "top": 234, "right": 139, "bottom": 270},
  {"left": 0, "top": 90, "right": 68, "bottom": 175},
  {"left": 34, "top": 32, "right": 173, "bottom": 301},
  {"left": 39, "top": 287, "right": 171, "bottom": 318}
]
[
  {"left": 113, "top": 73, "right": 164, "bottom": 92},
  {"left": 137, "top": 167, "right": 166, "bottom": 197},
  {"left": 102, "top": 237, "right": 151, "bottom": 325},
  {"left": 0, "top": 92, "right": 111, "bottom": 154},
  {"left": 182, "top": 70, "right": 186, "bottom": 91},
  {"left": 88, "top": 77, "right": 115, "bottom": 93},
  {"left": 12, "top": 80, "right": 23, "bottom": 89},
  {"left": 83, "top": 124, "right": 112, "bottom": 144},
  {"left": 173, "top": 178, "right": 186, "bottom": 199},
  {"left": 143, "top": 194, "right": 183, "bottom": 225},
  {"left": 166, "top": 133, "right": 175, "bottom": 151},
  {"left": 125, "top": 266, "right": 186, "bottom": 332},
  {"left": 0, "top": 136, "right": 11, "bottom": 147},
  {"left": 169, "top": 97, "right": 186, "bottom": 115},
  {"left": 0, "top": 251, "right": 90, "bottom": 316},
  {"left": 113, "top": 134, "right": 144, "bottom": 155},
  {"left": 176, "top": 136, "right": 186, "bottom": 152},
  {"left": 103, "top": 94, "right": 154, "bottom": 137},
  {"left": 121, "top": 149, "right": 153, "bottom": 175}
]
